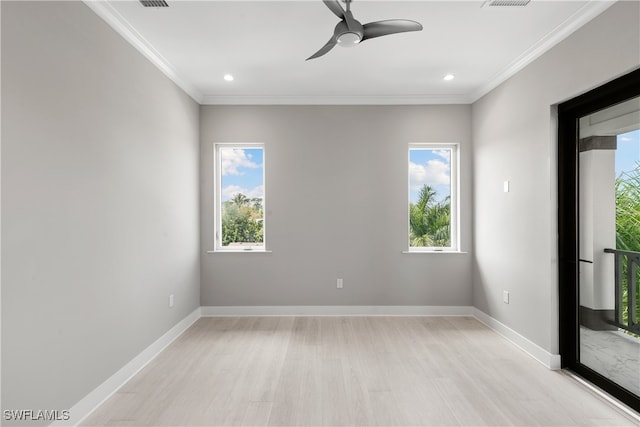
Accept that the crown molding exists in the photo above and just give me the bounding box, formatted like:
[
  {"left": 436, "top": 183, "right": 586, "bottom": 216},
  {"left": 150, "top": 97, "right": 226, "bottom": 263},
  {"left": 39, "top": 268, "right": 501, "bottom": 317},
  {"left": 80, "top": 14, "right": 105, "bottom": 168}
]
[
  {"left": 82, "top": 0, "right": 203, "bottom": 104},
  {"left": 200, "top": 94, "right": 473, "bottom": 105},
  {"left": 469, "top": 0, "right": 616, "bottom": 103},
  {"left": 84, "top": 0, "right": 614, "bottom": 107}
]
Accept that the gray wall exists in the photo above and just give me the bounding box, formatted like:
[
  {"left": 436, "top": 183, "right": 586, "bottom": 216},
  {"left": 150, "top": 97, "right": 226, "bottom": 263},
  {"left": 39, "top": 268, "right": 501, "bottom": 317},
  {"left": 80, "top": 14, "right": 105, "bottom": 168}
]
[
  {"left": 1, "top": 0, "right": 200, "bottom": 420},
  {"left": 200, "top": 105, "right": 473, "bottom": 306},
  {"left": 472, "top": 0, "right": 640, "bottom": 354},
  {"left": 2, "top": 0, "right": 637, "bottom": 420}
]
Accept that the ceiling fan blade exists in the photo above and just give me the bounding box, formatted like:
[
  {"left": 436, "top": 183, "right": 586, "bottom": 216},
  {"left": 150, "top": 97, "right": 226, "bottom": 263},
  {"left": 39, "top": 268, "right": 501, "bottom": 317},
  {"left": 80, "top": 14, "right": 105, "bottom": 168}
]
[
  {"left": 322, "top": 0, "right": 345, "bottom": 19},
  {"left": 343, "top": 10, "right": 361, "bottom": 33},
  {"left": 361, "top": 20, "right": 423, "bottom": 41},
  {"left": 306, "top": 37, "right": 338, "bottom": 60}
]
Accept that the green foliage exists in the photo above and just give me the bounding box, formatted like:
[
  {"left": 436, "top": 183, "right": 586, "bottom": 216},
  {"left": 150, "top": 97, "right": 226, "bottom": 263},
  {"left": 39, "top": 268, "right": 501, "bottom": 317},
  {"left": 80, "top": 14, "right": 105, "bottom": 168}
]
[
  {"left": 615, "top": 164, "right": 640, "bottom": 329},
  {"left": 409, "top": 185, "right": 451, "bottom": 247},
  {"left": 616, "top": 165, "right": 640, "bottom": 252},
  {"left": 222, "top": 194, "right": 263, "bottom": 246}
]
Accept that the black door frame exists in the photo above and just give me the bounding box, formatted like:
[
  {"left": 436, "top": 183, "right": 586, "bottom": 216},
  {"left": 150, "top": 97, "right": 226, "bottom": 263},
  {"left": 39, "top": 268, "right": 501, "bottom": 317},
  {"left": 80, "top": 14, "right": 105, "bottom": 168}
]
[{"left": 558, "top": 67, "right": 640, "bottom": 411}]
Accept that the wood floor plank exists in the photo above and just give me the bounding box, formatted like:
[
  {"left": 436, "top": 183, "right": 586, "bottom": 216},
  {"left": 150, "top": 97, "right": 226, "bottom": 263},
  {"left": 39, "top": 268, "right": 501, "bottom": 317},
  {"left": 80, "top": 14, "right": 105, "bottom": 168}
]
[
  {"left": 367, "top": 390, "right": 408, "bottom": 427},
  {"left": 320, "top": 358, "right": 350, "bottom": 426},
  {"left": 241, "top": 401, "right": 272, "bottom": 427},
  {"left": 81, "top": 316, "right": 638, "bottom": 427}
]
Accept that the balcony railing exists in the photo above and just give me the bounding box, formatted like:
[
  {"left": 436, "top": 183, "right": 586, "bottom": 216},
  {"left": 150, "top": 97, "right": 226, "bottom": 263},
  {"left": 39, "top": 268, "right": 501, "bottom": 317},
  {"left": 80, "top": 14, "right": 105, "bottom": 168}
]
[{"left": 604, "top": 248, "right": 640, "bottom": 335}]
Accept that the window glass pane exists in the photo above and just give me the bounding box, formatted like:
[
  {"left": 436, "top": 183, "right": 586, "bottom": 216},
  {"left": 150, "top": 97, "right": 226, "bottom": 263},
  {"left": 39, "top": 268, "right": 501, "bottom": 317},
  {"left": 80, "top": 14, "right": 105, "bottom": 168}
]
[
  {"left": 218, "top": 146, "right": 264, "bottom": 249},
  {"left": 615, "top": 129, "right": 640, "bottom": 253},
  {"left": 409, "top": 147, "right": 452, "bottom": 248}
]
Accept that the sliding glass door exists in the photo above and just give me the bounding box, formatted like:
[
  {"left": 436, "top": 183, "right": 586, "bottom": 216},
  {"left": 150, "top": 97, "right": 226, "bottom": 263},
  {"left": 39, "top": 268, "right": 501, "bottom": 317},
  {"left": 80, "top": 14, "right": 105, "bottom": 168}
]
[{"left": 559, "top": 69, "right": 640, "bottom": 411}]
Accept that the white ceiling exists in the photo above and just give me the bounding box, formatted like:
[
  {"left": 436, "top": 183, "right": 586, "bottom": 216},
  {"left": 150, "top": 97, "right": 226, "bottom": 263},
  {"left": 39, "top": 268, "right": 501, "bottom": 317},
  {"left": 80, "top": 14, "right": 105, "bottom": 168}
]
[{"left": 85, "top": 0, "right": 615, "bottom": 104}]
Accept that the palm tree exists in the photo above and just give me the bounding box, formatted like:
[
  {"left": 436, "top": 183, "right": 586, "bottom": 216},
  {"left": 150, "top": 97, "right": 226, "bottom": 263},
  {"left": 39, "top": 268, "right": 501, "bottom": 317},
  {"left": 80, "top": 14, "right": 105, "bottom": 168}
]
[
  {"left": 615, "top": 164, "right": 640, "bottom": 330},
  {"left": 251, "top": 197, "right": 263, "bottom": 211},
  {"left": 616, "top": 165, "right": 640, "bottom": 251},
  {"left": 221, "top": 192, "right": 264, "bottom": 246},
  {"left": 409, "top": 185, "right": 451, "bottom": 247},
  {"left": 232, "top": 193, "right": 250, "bottom": 207}
]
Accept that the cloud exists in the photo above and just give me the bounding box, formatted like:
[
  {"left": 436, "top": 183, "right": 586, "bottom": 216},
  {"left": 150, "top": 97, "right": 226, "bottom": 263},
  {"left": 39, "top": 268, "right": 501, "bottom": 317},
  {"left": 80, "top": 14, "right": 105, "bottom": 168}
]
[
  {"left": 220, "top": 149, "right": 260, "bottom": 176},
  {"left": 222, "top": 184, "right": 264, "bottom": 201},
  {"left": 410, "top": 159, "right": 450, "bottom": 189},
  {"left": 433, "top": 150, "right": 451, "bottom": 162}
]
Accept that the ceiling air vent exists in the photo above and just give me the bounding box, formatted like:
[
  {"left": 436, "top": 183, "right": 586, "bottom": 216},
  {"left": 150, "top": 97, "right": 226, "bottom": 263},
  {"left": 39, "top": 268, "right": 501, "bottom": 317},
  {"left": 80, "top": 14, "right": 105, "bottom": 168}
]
[
  {"left": 140, "top": 0, "right": 169, "bottom": 7},
  {"left": 483, "top": 0, "right": 531, "bottom": 6}
]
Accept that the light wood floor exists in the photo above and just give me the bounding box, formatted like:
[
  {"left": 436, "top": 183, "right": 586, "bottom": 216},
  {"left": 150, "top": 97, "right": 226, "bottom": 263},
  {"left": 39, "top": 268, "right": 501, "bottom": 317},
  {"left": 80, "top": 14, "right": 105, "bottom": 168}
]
[{"left": 82, "top": 316, "right": 638, "bottom": 426}]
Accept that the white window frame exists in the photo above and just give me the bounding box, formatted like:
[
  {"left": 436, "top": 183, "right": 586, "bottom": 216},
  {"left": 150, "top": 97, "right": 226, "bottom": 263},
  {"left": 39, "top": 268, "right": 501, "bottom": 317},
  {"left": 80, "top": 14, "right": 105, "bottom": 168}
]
[
  {"left": 408, "top": 143, "right": 460, "bottom": 252},
  {"left": 214, "top": 142, "right": 266, "bottom": 252}
]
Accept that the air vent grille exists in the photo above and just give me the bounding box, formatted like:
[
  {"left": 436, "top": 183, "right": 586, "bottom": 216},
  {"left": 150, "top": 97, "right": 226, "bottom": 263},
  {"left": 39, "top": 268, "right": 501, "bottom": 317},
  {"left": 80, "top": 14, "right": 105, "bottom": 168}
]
[
  {"left": 140, "top": 0, "right": 169, "bottom": 7},
  {"left": 483, "top": 0, "right": 531, "bottom": 6}
]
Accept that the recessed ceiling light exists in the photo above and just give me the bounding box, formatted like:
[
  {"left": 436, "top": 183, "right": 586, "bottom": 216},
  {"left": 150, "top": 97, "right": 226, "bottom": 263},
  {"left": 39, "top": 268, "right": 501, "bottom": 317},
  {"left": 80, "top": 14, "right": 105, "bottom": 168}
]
[
  {"left": 224, "top": 74, "right": 234, "bottom": 82},
  {"left": 444, "top": 74, "right": 455, "bottom": 81}
]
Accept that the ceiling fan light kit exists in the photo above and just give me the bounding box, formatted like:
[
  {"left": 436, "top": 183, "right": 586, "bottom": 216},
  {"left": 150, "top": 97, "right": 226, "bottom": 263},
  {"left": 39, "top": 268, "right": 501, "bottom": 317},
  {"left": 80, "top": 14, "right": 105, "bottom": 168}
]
[
  {"left": 337, "top": 32, "right": 361, "bottom": 47},
  {"left": 307, "top": 0, "right": 423, "bottom": 60}
]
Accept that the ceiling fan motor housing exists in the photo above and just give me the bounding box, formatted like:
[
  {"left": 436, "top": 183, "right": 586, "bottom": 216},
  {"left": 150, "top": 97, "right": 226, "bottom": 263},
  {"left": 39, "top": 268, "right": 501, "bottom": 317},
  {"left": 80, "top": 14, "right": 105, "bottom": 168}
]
[
  {"left": 335, "top": 20, "right": 363, "bottom": 46},
  {"left": 306, "top": 0, "right": 422, "bottom": 60}
]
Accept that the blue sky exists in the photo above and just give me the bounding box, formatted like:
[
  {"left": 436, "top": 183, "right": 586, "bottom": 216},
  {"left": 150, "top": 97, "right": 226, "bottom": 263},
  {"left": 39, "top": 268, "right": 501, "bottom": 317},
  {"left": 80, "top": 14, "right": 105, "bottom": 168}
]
[
  {"left": 216, "top": 135, "right": 636, "bottom": 205},
  {"left": 616, "top": 129, "right": 640, "bottom": 177},
  {"left": 409, "top": 148, "right": 451, "bottom": 204},
  {"left": 220, "top": 148, "right": 264, "bottom": 202}
]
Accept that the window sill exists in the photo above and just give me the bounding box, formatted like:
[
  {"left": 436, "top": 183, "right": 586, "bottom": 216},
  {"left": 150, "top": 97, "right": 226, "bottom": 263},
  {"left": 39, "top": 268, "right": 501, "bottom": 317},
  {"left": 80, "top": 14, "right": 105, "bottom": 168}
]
[
  {"left": 402, "top": 250, "right": 468, "bottom": 254},
  {"left": 206, "top": 250, "right": 272, "bottom": 254}
]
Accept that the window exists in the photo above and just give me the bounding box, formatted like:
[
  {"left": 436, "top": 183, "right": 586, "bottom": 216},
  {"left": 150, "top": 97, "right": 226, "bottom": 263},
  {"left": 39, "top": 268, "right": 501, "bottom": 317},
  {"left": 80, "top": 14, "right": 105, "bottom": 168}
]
[
  {"left": 408, "top": 143, "right": 459, "bottom": 252},
  {"left": 214, "top": 143, "right": 265, "bottom": 251}
]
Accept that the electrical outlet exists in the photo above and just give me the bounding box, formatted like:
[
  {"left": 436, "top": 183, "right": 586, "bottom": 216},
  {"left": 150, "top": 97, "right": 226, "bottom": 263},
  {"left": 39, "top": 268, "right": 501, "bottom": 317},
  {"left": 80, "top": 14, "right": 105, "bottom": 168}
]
[
  {"left": 503, "top": 291, "right": 509, "bottom": 304},
  {"left": 169, "top": 294, "right": 174, "bottom": 308},
  {"left": 337, "top": 278, "right": 343, "bottom": 289}
]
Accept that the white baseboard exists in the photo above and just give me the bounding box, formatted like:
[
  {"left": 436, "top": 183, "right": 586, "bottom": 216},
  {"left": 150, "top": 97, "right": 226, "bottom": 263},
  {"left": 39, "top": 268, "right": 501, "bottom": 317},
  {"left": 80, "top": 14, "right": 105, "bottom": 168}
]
[
  {"left": 200, "top": 305, "right": 474, "bottom": 317},
  {"left": 55, "top": 304, "right": 562, "bottom": 426},
  {"left": 54, "top": 307, "right": 201, "bottom": 427},
  {"left": 472, "top": 307, "right": 562, "bottom": 370}
]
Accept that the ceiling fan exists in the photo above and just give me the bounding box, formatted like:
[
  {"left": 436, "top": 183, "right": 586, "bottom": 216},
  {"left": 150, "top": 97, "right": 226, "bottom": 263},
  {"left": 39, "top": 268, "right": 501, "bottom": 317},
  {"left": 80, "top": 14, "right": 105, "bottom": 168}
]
[{"left": 307, "top": 0, "right": 423, "bottom": 60}]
